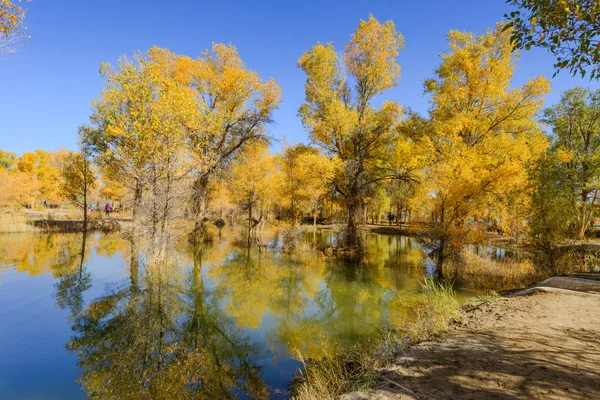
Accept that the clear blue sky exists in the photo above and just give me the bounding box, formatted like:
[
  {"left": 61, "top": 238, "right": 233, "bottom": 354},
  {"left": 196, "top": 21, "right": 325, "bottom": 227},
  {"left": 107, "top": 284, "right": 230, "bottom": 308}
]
[{"left": 1, "top": 0, "right": 599, "bottom": 154}]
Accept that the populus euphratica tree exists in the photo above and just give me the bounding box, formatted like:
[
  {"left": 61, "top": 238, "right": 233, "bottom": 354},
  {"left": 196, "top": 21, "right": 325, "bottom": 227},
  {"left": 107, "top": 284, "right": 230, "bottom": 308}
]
[
  {"left": 81, "top": 48, "right": 197, "bottom": 233},
  {"left": 423, "top": 24, "right": 550, "bottom": 277},
  {"left": 298, "top": 15, "right": 405, "bottom": 251},
  {"left": 276, "top": 144, "right": 335, "bottom": 225},
  {"left": 181, "top": 44, "right": 282, "bottom": 235},
  {"left": 227, "top": 141, "right": 278, "bottom": 235}
]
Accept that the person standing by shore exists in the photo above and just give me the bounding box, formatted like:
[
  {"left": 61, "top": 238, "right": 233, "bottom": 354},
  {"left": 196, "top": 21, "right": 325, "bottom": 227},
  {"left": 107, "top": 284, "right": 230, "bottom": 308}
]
[
  {"left": 89, "top": 203, "right": 95, "bottom": 214},
  {"left": 105, "top": 203, "right": 111, "bottom": 217}
]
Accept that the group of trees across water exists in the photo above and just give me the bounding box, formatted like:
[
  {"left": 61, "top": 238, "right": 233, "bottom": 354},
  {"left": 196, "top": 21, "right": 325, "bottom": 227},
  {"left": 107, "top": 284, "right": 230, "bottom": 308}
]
[{"left": 2, "top": 2, "right": 600, "bottom": 278}]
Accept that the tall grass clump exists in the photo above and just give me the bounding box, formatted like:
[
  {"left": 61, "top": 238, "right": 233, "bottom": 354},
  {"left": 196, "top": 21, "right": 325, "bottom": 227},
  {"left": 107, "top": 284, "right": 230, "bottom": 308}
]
[
  {"left": 399, "top": 278, "right": 460, "bottom": 344},
  {"left": 291, "top": 346, "right": 378, "bottom": 400}
]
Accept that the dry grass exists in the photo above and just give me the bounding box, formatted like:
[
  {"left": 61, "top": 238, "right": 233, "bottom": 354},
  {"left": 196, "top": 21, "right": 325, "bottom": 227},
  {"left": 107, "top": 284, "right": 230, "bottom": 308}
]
[
  {"left": 292, "top": 346, "right": 378, "bottom": 400},
  {"left": 448, "top": 251, "right": 540, "bottom": 291},
  {"left": 0, "top": 211, "right": 37, "bottom": 233},
  {"left": 549, "top": 247, "right": 600, "bottom": 275},
  {"left": 397, "top": 278, "right": 461, "bottom": 344},
  {"left": 0, "top": 208, "right": 124, "bottom": 234},
  {"left": 447, "top": 248, "right": 598, "bottom": 291}
]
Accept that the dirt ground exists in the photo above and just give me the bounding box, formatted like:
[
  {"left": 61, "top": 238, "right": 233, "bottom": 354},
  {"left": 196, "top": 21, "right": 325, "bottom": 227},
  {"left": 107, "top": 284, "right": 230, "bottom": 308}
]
[{"left": 346, "top": 291, "right": 600, "bottom": 400}]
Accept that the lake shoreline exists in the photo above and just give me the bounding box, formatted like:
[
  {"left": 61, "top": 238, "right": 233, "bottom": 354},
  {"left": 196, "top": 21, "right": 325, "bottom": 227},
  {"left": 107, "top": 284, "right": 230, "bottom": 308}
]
[
  {"left": 316, "top": 223, "right": 600, "bottom": 255},
  {"left": 342, "top": 288, "right": 600, "bottom": 399}
]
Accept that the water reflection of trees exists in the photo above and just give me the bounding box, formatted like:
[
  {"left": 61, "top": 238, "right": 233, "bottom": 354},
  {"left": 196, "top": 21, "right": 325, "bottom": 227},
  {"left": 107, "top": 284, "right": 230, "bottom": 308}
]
[
  {"left": 209, "top": 234, "right": 428, "bottom": 359},
  {"left": 2, "top": 230, "right": 437, "bottom": 397},
  {"left": 0, "top": 233, "right": 95, "bottom": 276},
  {"left": 53, "top": 233, "right": 92, "bottom": 319},
  {"left": 66, "top": 241, "right": 269, "bottom": 399}
]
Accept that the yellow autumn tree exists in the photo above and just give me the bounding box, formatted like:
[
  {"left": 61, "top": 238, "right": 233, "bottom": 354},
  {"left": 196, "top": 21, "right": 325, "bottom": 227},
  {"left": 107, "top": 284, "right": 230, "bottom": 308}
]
[
  {"left": 276, "top": 144, "right": 335, "bottom": 225},
  {"left": 100, "top": 176, "right": 129, "bottom": 210},
  {"left": 422, "top": 25, "right": 550, "bottom": 277},
  {"left": 61, "top": 151, "right": 96, "bottom": 226},
  {"left": 172, "top": 44, "right": 282, "bottom": 234},
  {"left": 16, "top": 149, "right": 64, "bottom": 207},
  {"left": 298, "top": 15, "right": 406, "bottom": 251},
  {"left": 81, "top": 47, "right": 198, "bottom": 233},
  {"left": 0, "top": 150, "right": 16, "bottom": 168},
  {"left": 0, "top": 150, "right": 28, "bottom": 212},
  {"left": 227, "top": 141, "right": 278, "bottom": 234}
]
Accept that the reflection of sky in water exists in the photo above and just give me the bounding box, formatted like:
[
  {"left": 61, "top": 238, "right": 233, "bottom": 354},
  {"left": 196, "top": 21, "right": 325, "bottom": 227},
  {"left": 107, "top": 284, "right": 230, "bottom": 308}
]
[{"left": 0, "top": 230, "right": 489, "bottom": 399}]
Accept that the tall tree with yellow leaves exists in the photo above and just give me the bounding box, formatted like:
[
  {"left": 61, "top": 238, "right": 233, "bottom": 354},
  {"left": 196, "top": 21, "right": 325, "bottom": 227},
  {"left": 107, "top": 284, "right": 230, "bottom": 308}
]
[
  {"left": 81, "top": 47, "right": 197, "bottom": 233},
  {"left": 0, "top": 150, "right": 16, "bottom": 168},
  {"left": 227, "top": 141, "right": 277, "bottom": 235},
  {"left": 298, "top": 15, "right": 405, "bottom": 251},
  {"left": 422, "top": 25, "right": 550, "bottom": 277},
  {"left": 182, "top": 44, "right": 281, "bottom": 235},
  {"left": 61, "top": 151, "right": 96, "bottom": 228}
]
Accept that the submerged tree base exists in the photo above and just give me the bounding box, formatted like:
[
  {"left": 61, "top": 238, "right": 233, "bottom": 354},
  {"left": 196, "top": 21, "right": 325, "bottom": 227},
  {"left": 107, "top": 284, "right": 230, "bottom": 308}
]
[
  {"left": 320, "top": 228, "right": 366, "bottom": 259},
  {"left": 322, "top": 245, "right": 364, "bottom": 259}
]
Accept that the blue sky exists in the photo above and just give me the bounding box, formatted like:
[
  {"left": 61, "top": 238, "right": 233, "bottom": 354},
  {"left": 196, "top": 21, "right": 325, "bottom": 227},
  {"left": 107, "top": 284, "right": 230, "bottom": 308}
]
[{"left": 1, "top": 0, "right": 599, "bottom": 154}]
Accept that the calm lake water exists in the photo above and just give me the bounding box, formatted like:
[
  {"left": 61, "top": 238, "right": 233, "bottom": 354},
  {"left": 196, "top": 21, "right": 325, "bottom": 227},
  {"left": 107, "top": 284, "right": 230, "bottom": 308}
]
[{"left": 0, "top": 229, "right": 485, "bottom": 399}]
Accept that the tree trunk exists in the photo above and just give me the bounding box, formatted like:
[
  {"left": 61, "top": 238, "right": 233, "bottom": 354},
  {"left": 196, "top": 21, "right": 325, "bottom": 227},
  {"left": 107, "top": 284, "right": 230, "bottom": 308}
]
[
  {"left": 129, "top": 237, "right": 139, "bottom": 294},
  {"left": 343, "top": 194, "right": 362, "bottom": 250},
  {"left": 160, "top": 171, "right": 173, "bottom": 235},
  {"left": 83, "top": 190, "right": 88, "bottom": 233},
  {"left": 330, "top": 196, "right": 334, "bottom": 221},
  {"left": 436, "top": 238, "right": 445, "bottom": 280},
  {"left": 362, "top": 203, "right": 367, "bottom": 225},
  {"left": 150, "top": 174, "right": 159, "bottom": 239},
  {"left": 396, "top": 204, "right": 401, "bottom": 226},
  {"left": 577, "top": 189, "right": 598, "bottom": 239},
  {"left": 291, "top": 193, "right": 296, "bottom": 226},
  {"left": 248, "top": 202, "right": 253, "bottom": 236},
  {"left": 192, "top": 174, "right": 210, "bottom": 235},
  {"left": 132, "top": 179, "right": 143, "bottom": 235}
]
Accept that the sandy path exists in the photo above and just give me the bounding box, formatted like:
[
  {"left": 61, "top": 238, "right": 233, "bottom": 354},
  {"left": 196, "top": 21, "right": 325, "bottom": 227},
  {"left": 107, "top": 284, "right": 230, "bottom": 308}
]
[{"left": 351, "top": 292, "right": 600, "bottom": 399}]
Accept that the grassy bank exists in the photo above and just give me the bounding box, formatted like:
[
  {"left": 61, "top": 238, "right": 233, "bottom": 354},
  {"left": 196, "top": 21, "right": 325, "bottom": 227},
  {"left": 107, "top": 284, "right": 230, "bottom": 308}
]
[
  {"left": 291, "top": 279, "right": 464, "bottom": 400},
  {"left": 0, "top": 212, "right": 38, "bottom": 233},
  {"left": 292, "top": 248, "right": 596, "bottom": 400}
]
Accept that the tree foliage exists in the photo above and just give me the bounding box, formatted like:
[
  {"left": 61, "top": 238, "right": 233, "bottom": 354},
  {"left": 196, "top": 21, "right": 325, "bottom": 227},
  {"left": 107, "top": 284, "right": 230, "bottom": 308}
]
[
  {"left": 505, "top": 0, "right": 600, "bottom": 79},
  {"left": 227, "top": 141, "right": 277, "bottom": 233},
  {"left": 543, "top": 86, "right": 600, "bottom": 238},
  {"left": 277, "top": 144, "right": 335, "bottom": 224},
  {"left": 528, "top": 155, "right": 576, "bottom": 269},
  {"left": 81, "top": 47, "right": 199, "bottom": 231},
  {"left": 182, "top": 44, "right": 281, "bottom": 229},
  {"left": 61, "top": 151, "right": 97, "bottom": 224},
  {"left": 0, "top": 0, "right": 29, "bottom": 55},
  {"left": 16, "top": 149, "right": 65, "bottom": 207}
]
